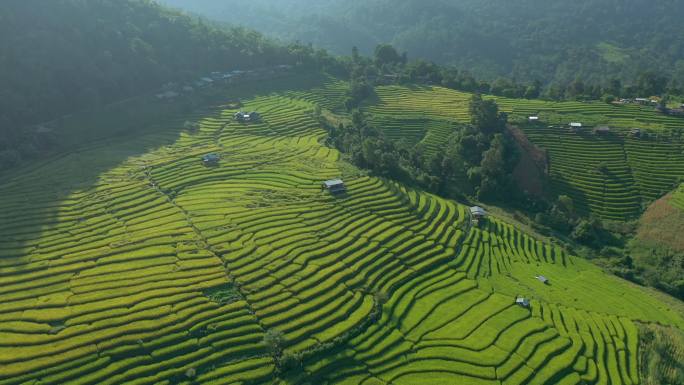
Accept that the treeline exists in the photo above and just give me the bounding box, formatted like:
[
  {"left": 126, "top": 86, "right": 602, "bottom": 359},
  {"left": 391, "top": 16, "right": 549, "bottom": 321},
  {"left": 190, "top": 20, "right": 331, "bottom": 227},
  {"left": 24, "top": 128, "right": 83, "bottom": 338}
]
[
  {"left": 343, "top": 44, "right": 681, "bottom": 105},
  {"left": 159, "top": 0, "right": 684, "bottom": 91},
  {"left": 0, "top": 0, "right": 341, "bottom": 171}
]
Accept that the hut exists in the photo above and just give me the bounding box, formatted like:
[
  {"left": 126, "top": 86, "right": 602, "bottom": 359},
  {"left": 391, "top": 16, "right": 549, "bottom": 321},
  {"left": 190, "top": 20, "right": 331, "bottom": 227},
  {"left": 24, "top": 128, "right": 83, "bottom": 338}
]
[
  {"left": 470, "top": 206, "right": 487, "bottom": 219},
  {"left": 528, "top": 116, "right": 540, "bottom": 123},
  {"left": 629, "top": 128, "right": 642, "bottom": 138},
  {"left": 234, "top": 111, "right": 261, "bottom": 123},
  {"left": 516, "top": 297, "right": 531, "bottom": 308},
  {"left": 594, "top": 126, "right": 610, "bottom": 134},
  {"left": 470, "top": 206, "right": 487, "bottom": 226},
  {"left": 202, "top": 154, "right": 220, "bottom": 166},
  {"left": 569, "top": 122, "right": 583, "bottom": 132},
  {"left": 536, "top": 275, "right": 549, "bottom": 284},
  {"left": 322, "top": 179, "right": 346, "bottom": 194}
]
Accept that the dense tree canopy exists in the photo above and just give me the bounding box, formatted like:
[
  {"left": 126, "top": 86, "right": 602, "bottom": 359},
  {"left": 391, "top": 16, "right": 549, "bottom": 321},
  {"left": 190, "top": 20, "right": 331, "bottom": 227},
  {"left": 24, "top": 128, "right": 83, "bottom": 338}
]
[
  {"left": 0, "top": 0, "right": 305, "bottom": 169},
  {"left": 160, "top": 0, "right": 684, "bottom": 90}
]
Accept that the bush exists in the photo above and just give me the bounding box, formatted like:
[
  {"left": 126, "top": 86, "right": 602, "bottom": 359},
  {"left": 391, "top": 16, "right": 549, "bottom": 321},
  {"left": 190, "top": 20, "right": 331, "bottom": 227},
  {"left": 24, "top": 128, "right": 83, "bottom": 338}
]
[{"left": 263, "top": 329, "right": 285, "bottom": 357}]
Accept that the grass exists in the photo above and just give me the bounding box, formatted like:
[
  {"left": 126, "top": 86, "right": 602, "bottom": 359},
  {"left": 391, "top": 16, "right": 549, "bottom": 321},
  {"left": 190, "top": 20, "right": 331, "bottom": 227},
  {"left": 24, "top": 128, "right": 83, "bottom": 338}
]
[
  {"left": 638, "top": 323, "right": 684, "bottom": 385},
  {"left": 0, "top": 74, "right": 683, "bottom": 385}
]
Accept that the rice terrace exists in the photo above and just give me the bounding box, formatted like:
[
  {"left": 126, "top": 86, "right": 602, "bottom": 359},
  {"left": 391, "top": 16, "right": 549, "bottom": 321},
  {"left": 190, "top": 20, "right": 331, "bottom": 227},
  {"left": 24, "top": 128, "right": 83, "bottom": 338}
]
[
  {"left": 1, "top": 72, "right": 683, "bottom": 385},
  {"left": 2, "top": 1, "right": 684, "bottom": 385}
]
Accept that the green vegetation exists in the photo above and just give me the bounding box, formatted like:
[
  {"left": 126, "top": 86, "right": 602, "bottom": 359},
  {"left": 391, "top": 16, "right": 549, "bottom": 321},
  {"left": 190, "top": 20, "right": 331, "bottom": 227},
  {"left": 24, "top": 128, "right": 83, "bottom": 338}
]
[
  {"left": 627, "top": 187, "right": 684, "bottom": 299},
  {"left": 2, "top": 2, "right": 684, "bottom": 383},
  {"left": 638, "top": 324, "right": 684, "bottom": 385},
  {"left": 160, "top": 0, "right": 684, "bottom": 89},
  {"left": 674, "top": 184, "right": 684, "bottom": 210},
  {"left": 360, "top": 83, "right": 684, "bottom": 221},
  {"left": 0, "top": 0, "right": 343, "bottom": 172},
  {"left": 1, "top": 72, "right": 683, "bottom": 385}
]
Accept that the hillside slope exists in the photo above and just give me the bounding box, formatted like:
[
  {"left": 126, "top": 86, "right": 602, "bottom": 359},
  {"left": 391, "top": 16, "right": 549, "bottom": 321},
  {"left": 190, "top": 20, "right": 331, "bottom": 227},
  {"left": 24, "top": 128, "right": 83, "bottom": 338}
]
[
  {"left": 629, "top": 184, "right": 684, "bottom": 298},
  {"left": 0, "top": 73, "right": 683, "bottom": 385},
  {"left": 0, "top": 0, "right": 293, "bottom": 169},
  {"left": 160, "top": 0, "right": 684, "bottom": 86},
  {"left": 361, "top": 84, "right": 684, "bottom": 221}
]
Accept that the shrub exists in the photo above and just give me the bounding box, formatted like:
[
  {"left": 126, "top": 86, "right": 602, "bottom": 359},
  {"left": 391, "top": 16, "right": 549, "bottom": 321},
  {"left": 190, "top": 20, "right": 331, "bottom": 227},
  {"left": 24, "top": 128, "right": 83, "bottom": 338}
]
[{"left": 263, "top": 329, "right": 285, "bottom": 357}]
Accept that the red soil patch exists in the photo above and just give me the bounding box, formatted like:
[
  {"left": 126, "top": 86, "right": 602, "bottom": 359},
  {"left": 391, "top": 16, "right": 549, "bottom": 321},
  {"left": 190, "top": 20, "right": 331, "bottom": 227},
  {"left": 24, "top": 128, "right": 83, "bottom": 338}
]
[{"left": 509, "top": 126, "right": 548, "bottom": 198}]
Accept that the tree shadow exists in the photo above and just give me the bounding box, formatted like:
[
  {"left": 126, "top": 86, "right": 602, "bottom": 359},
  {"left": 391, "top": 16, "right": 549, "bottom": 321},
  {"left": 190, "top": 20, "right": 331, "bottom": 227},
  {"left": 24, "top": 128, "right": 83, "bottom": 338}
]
[{"left": 0, "top": 73, "right": 336, "bottom": 262}]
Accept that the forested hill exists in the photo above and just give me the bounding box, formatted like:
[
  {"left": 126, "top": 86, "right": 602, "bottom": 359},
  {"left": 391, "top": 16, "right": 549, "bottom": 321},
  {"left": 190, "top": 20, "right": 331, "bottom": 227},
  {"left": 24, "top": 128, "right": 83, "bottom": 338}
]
[
  {"left": 161, "top": 0, "right": 684, "bottom": 87},
  {"left": 0, "top": 0, "right": 299, "bottom": 166}
]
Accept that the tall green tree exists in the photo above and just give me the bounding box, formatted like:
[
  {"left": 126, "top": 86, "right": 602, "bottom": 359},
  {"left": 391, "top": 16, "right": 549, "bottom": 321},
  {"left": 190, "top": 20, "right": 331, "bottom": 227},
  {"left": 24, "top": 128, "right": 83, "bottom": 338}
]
[{"left": 469, "top": 94, "right": 506, "bottom": 135}]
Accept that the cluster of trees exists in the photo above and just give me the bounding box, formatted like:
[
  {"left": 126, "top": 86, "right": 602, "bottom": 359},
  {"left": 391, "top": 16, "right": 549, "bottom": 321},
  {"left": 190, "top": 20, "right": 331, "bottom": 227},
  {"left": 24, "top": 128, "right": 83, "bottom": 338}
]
[
  {"left": 535, "top": 195, "right": 619, "bottom": 248},
  {"left": 323, "top": 94, "right": 519, "bottom": 203},
  {"left": 341, "top": 44, "right": 680, "bottom": 106},
  {"left": 534, "top": 193, "right": 684, "bottom": 300},
  {"left": 0, "top": 0, "right": 343, "bottom": 172},
  {"left": 629, "top": 241, "right": 684, "bottom": 299},
  {"left": 160, "top": 0, "right": 684, "bottom": 92}
]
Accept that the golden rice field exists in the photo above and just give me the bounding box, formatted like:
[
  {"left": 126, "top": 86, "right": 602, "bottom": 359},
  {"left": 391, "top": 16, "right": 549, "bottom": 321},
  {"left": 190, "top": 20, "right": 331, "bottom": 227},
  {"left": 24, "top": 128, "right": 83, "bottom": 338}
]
[{"left": 1, "top": 76, "right": 683, "bottom": 384}]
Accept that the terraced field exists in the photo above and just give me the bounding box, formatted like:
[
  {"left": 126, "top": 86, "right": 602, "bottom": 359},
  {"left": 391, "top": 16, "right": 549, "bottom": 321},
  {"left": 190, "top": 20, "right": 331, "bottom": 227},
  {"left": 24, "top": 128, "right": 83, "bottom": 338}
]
[
  {"left": 522, "top": 126, "right": 684, "bottom": 219},
  {"left": 1, "top": 76, "right": 684, "bottom": 385},
  {"left": 363, "top": 85, "right": 684, "bottom": 220}
]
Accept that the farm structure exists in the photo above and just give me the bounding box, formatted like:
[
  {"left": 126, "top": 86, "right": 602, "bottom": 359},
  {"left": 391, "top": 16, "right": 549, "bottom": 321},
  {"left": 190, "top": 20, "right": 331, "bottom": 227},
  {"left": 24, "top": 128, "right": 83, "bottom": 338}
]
[
  {"left": 516, "top": 297, "right": 531, "bottom": 307},
  {"left": 536, "top": 275, "right": 550, "bottom": 284},
  {"left": 234, "top": 111, "right": 261, "bottom": 122},
  {"left": 322, "top": 179, "right": 346, "bottom": 194},
  {"left": 569, "top": 122, "right": 583, "bottom": 132},
  {"left": 202, "top": 153, "right": 220, "bottom": 166},
  {"left": 594, "top": 126, "right": 611, "bottom": 134}
]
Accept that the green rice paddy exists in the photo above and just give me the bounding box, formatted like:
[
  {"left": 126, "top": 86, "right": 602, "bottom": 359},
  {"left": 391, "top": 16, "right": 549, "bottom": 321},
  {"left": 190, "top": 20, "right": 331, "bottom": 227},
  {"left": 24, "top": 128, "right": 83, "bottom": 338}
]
[{"left": 0, "top": 75, "right": 683, "bottom": 384}]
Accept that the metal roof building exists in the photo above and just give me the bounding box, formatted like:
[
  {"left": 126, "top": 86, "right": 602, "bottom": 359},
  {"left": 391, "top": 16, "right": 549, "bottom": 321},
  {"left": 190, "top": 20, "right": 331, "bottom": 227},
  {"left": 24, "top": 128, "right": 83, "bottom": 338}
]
[{"left": 322, "top": 179, "right": 346, "bottom": 194}]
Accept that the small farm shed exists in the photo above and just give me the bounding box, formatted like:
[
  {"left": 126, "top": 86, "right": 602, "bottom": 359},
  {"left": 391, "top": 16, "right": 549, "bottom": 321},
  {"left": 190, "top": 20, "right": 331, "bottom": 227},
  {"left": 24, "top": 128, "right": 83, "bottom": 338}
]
[
  {"left": 322, "top": 179, "right": 346, "bottom": 194},
  {"left": 630, "top": 128, "right": 642, "bottom": 137},
  {"left": 536, "top": 275, "right": 549, "bottom": 284},
  {"left": 635, "top": 98, "right": 650, "bottom": 105},
  {"left": 528, "top": 116, "right": 539, "bottom": 122},
  {"left": 516, "top": 297, "right": 530, "bottom": 308},
  {"left": 234, "top": 111, "right": 261, "bottom": 122},
  {"left": 470, "top": 206, "right": 487, "bottom": 219},
  {"left": 568, "top": 122, "right": 583, "bottom": 133},
  {"left": 594, "top": 126, "right": 610, "bottom": 134},
  {"left": 202, "top": 154, "right": 220, "bottom": 166}
]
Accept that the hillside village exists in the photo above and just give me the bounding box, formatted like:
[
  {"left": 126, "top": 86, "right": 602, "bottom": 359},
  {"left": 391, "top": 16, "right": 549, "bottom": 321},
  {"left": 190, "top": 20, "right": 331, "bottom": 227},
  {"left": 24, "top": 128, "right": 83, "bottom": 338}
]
[{"left": 155, "top": 65, "right": 294, "bottom": 101}]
